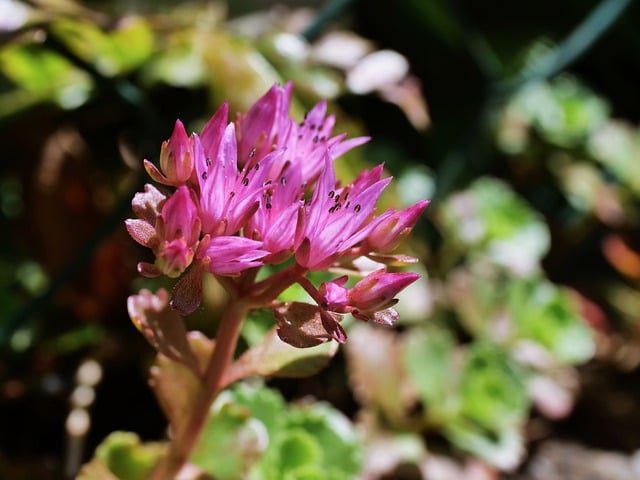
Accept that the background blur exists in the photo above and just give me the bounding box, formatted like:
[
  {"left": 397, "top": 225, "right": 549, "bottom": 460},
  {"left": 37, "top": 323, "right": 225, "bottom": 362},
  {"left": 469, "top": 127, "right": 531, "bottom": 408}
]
[{"left": 2, "top": 0, "right": 640, "bottom": 478}]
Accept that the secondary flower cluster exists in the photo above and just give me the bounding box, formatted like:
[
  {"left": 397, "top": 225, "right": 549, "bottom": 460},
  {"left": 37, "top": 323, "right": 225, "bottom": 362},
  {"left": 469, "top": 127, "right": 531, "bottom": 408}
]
[{"left": 126, "top": 83, "right": 428, "bottom": 343}]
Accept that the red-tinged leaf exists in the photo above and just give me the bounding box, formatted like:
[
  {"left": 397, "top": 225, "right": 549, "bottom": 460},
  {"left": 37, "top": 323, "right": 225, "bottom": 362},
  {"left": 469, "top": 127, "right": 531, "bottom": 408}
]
[
  {"left": 272, "top": 302, "right": 334, "bottom": 348},
  {"left": 150, "top": 332, "right": 214, "bottom": 433},
  {"left": 227, "top": 326, "right": 338, "bottom": 384},
  {"left": 127, "top": 288, "right": 199, "bottom": 374},
  {"left": 170, "top": 264, "right": 204, "bottom": 315}
]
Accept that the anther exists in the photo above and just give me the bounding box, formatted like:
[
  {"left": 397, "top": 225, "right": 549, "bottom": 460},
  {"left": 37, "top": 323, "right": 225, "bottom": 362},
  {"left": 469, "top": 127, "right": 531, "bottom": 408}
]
[
  {"left": 266, "top": 202, "right": 272, "bottom": 209},
  {"left": 328, "top": 190, "right": 335, "bottom": 198},
  {"left": 250, "top": 148, "right": 256, "bottom": 158},
  {"left": 205, "top": 157, "right": 212, "bottom": 166},
  {"left": 313, "top": 135, "right": 319, "bottom": 143},
  {"left": 201, "top": 172, "right": 207, "bottom": 180},
  {"left": 334, "top": 194, "right": 340, "bottom": 203},
  {"left": 242, "top": 177, "right": 249, "bottom": 186},
  {"left": 254, "top": 163, "right": 260, "bottom": 171},
  {"left": 354, "top": 204, "right": 361, "bottom": 212},
  {"left": 229, "top": 191, "right": 235, "bottom": 198},
  {"left": 280, "top": 177, "right": 287, "bottom": 186}
]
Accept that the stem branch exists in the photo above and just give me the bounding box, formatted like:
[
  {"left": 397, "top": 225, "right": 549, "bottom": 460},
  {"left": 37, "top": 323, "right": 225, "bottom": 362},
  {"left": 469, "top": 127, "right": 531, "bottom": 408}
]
[{"left": 150, "top": 300, "right": 249, "bottom": 479}]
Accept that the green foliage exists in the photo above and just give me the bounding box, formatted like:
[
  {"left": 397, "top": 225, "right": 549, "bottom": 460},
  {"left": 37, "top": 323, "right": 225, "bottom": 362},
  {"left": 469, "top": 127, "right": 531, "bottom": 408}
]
[
  {"left": 194, "top": 383, "right": 363, "bottom": 480},
  {"left": 79, "top": 432, "right": 164, "bottom": 480}
]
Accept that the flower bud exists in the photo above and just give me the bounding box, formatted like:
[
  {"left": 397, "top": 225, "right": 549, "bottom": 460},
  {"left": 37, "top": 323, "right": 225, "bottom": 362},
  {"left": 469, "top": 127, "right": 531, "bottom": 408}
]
[
  {"left": 348, "top": 270, "right": 419, "bottom": 313},
  {"left": 366, "top": 200, "right": 429, "bottom": 253}
]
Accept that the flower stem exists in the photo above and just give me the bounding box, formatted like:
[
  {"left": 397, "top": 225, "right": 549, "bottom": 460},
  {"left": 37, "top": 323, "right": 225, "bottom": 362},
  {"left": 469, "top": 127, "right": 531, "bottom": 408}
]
[{"left": 150, "top": 299, "right": 249, "bottom": 479}]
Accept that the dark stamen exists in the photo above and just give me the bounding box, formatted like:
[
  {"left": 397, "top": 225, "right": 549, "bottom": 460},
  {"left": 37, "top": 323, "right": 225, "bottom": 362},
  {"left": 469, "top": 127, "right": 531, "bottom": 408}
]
[
  {"left": 201, "top": 172, "right": 207, "bottom": 180},
  {"left": 328, "top": 190, "right": 335, "bottom": 198},
  {"left": 205, "top": 157, "right": 212, "bottom": 167},
  {"left": 354, "top": 204, "right": 361, "bottom": 212},
  {"left": 250, "top": 148, "right": 256, "bottom": 158},
  {"left": 242, "top": 177, "right": 249, "bottom": 186},
  {"left": 280, "top": 176, "right": 287, "bottom": 186},
  {"left": 229, "top": 191, "right": 235, "bottom": 198}
]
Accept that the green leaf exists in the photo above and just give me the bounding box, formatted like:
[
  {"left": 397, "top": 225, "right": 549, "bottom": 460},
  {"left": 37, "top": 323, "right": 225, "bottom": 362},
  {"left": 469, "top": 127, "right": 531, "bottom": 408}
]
[
  {"left": 445, "top": 420, "right": 524, "bottom": 470},
  {"left": 403, "top": 326, "right": 458, "bottom": 421},
  {"left": 227, "top": 382, "right": 287, "bottom": 438},
  {"left": 438, "top": 177, "right": 550, "bottom": 274},
  {"left": 507, "top": 279, "right": 595, "bottom": 363},
  {"left": 286, "top": 402, "right": 363, "bottom": 477},
  {"left": 0, "top": 44, "right": 92, "bottom": 109},
  {"left": 458, "top": 343, "right": 529, "bottom": 430},
  {"left": 191, "top": 402, "right": 267, "bottom": 479},
  {"left": 51, "top": 16, "right": 154, "bottom": 76},
  {"left": 92, "top": 431, "right": 165, "bottom": 480},
  {"left": 278, "top": 429, "right": 322, "bottom": 472}
]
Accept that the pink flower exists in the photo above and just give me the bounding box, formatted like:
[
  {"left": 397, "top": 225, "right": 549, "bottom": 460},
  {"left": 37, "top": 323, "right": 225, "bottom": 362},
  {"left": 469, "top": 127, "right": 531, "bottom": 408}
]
[
  {"left": 144, "top": 120, "right": 195, "bottom": 186},
  {"left": 126, "top": 185, "right": 201, "bottom": 278},
  {"left": 196, "top": 118, "right": 274, "bottom": 236},
  {"left": 365, "top": 200, "right": 429, "bottom": 253},
  {"left": 348, "top": 269, "right": 419, "bottom": 324},
  {"left": 195, "top": 235, "right": 267, "bottom": 276},
  {"left": 282, "top": 99, "right": 370, "bottom": 183},
  {"left": 294, "top": 156, "right": 391, "bottom": 270},
  {"left": 236, "top": 83, "right": 293, "bottom": 168},
  {"left": 318, "top": 276, "right": 349, "bottom": 312}
]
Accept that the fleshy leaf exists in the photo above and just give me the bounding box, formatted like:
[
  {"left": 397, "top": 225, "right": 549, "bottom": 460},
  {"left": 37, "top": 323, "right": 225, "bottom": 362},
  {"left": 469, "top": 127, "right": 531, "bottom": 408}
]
[
  {"left": 228, "top": 325, "right": 338, "bottom": 383},
  {"left": 170, "top": 264, "right": 204, "bottom": 315},
  {"left": 127, "top": 288, "right": 199, "bottom": 374},
  {"left": 402, "top": 326, "right": 458, "bottom": 420},
  {"left": 150, "top": 332, "right": 214, "bottom": 433},
  {"left": 82, "top": 431, "right": 165, "bottom": 480},
  {"left": 190, "top": 401, "right": 267, "bottom": 479},
  {"left": 286, "top": 402, "right": 364, "bottom": 478},
  {"left": 272, "top": 302, "right": 334, "bottom": 348}
]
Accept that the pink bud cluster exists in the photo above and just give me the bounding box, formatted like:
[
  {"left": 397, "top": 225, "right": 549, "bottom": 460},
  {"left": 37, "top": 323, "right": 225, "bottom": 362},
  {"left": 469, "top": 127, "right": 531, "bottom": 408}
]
[{"left": 126, "top": 82, "right": 428, "bottom": 342}]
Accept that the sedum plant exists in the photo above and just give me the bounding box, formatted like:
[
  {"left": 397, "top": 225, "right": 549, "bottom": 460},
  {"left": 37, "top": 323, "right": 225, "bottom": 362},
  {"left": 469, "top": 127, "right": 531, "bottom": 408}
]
[{"left": 81, "top": 82, "right": 427, "bottom": 479}]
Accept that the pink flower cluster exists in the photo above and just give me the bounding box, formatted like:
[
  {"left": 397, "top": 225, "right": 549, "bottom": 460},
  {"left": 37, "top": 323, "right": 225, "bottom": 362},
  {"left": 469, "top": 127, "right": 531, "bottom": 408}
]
[{"left": 126, "top": 83, "right": 428, "bottom": 343}]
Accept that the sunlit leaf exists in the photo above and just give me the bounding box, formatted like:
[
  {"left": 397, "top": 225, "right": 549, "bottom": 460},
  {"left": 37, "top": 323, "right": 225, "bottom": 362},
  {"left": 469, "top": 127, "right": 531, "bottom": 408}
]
[
  {"left": 506, "top": 279, "right": 595, "bottom": 364},
  {"left": 458, "top": 343, "right": 529, "bottom": 430},
  {"left": 88, "top": 431, "right": 165, "bottom": 480},
  {"left": 286, "top": 401, "right": 363, "bottom": 478},
  {"left": 0, "top": 43, "right": 92, "bottom": 109},
  {"left": 445, "top": 420, "right": 524, "bottom": 470},
  {"left": 51, "top": 16, "right": 154, "bottom": 76},
  {"left": 191, "top": 401, "right": 267, "bottom": 479},
  {"left": 229, "top": 325, "right": 338, "bottom": 383},
  {"left": 438, "top": 177, "right": 550, "bottom": 275},
  {"left": 403, "top": 326, "right": 458, "bottom": 422}
]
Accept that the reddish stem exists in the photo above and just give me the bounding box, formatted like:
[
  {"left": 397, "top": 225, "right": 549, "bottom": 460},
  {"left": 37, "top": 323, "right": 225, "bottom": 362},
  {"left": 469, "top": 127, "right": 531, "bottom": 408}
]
[{"left": 150, "top": 299, "right": 249, "bottom": 479}]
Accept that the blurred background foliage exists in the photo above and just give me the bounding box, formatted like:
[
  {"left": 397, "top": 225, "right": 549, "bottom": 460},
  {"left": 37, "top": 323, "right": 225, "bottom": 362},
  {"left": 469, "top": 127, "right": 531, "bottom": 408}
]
[{"left": 2, "top": 0, "right": 640, "bottom": 478}]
